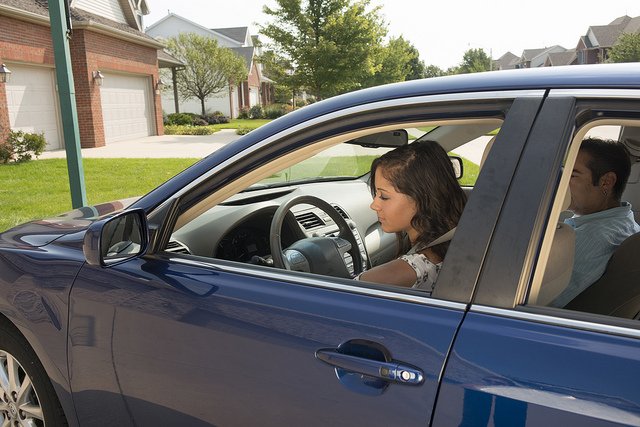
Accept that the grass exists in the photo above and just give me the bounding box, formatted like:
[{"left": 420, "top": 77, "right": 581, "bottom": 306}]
[
  {"left": 211, "top": 119, "right": 271, "bottom": 131},
  {"left": 0, "top": 158, "right": 197, "bottom": 232}
]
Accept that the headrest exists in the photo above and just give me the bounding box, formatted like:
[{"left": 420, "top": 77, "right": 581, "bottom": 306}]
[{"left": 479, "top": 136, "right": 496, "bottom": 169}]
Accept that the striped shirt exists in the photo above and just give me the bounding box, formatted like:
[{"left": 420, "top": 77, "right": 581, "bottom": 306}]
[{"left": 550, "top": 202, "right": 640, "bottom": 307}]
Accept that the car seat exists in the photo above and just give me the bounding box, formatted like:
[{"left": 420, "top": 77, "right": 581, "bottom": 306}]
[{"left": 565, "top": 232, "right": 640, "bottom": 319}]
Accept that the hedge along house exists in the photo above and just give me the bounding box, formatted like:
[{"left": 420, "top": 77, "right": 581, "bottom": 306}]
[
  {"left": 146, "top": 13, "right": 274, "bottom": 119},
  {"left": 0, "top": 0, "right": 165, "bottom": 150}
]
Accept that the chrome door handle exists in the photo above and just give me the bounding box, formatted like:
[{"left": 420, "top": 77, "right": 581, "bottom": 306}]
[{"left": 315, "top": 349, "right": 424, "bottom": 385}]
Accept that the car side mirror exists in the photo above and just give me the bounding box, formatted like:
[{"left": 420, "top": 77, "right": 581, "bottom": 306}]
[
  {"left": 83, "top": 209, "right": 148, "bottom": 266},
  {"left": 449, "top": 156, "right": 464, "bottom": 179}
]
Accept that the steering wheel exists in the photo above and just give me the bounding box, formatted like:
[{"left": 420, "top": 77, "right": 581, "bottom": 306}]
[{"left": 269, "top": 195, "right": 364, "bottom": 278}]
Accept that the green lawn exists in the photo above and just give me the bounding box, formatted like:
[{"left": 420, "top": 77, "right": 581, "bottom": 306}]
[
  {"left": 0, "top": 158, "right": 197, "bottom": 232},
  {"left": 212, "top": 119, "right": 271, "bottom": 130},
  {"left": 0, "top": 149, "right": 479, "bottom": 233}
]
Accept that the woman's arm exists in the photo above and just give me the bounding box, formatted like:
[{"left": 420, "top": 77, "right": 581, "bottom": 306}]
[{"left": 357, "top": 258, "right": 418, "bottom": 287}]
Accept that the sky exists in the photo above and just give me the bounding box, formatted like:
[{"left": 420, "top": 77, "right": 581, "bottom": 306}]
[{"left": 144, "top": 1, "right": 640, "bottom": 70}]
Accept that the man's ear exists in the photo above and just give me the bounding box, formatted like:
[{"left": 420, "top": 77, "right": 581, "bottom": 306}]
[{"left": 600, "top": 171, "right": 617, "bottom": 192}]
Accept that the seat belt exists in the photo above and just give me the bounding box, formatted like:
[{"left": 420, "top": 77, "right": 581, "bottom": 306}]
[{"left": 426, "top": 227, "right": 456, "bottom": 248}]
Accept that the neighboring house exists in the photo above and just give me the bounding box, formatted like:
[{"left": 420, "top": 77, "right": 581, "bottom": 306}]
[
  {"left": 576, "top": 15, "right": 640, "bottom": 64},
  {"left": 544, "top": 50, "right": 578, "bottom": 67},
  {"left": 492, "top": 52, "right": 519, "bottom": 70},
  {"left": 0, "top": 0, "right": 165, "bottom": 150},
  {"left": 515, "top": 46, "right": 567, "bottom": 68},
  {"left": 146, "top": 13, "right": 274, "bottom": 118}
]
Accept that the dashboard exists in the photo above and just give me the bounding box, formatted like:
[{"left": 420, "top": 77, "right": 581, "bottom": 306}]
[{"left": 168, "top": 178, "right": 399, "bottom": 274}]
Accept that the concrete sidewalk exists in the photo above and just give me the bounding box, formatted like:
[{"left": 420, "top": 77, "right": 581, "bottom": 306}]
[{"left": 38, "top": 129, "right": 240, "bottom": 159}]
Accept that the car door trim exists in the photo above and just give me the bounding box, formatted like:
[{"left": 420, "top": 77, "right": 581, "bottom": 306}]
[
  {"left": 161, "top": 255, "right": 468, "bottom": 311},
  {"left": 548, "top": 89, "right": 640, "bottom": 99},
  {"left": 471, "top": 304, "right": 640, "bottom": 339}
]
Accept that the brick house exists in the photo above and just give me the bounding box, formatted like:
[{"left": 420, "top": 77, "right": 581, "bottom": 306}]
[
  {"left": 146, "top": 13, "right": 274, "bottom": 118},
  {"left": 0, "top": 0, "right": 164, "bottom": 150},
  {"left": 576, "top": 15, "right": 640, "bottom": 64}
]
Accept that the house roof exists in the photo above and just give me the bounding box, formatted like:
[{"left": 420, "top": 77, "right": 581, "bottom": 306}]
[
  {"left": 0, "top": 0, "right": 162, "bottom": 48},
  {"left": 231, "top": 46, "right": 255, "bottom": 72},
  {"left": 213, "top": 27, "right": 249, "bottom": 45},
  {"left": 157, "top": 49, "right": 184, "bottom": 68},
  {"left": 546, "top": 50, "right": 577, "bottom": 66},
  {"left": 493, "top": 52, "right": 519, "bottom": 70},
  {"left": 585, "top": 15, "right": 640, "bottom": 48},
  {"left": 521, "top": 48, "right": 547, "bottom": 61}
]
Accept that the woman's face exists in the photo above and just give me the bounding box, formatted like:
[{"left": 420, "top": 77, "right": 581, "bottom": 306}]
[{"left": 370, "top": 167, "right": 419, "bottom": 242}]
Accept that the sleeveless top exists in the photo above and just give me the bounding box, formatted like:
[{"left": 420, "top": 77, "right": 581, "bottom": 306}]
[
  {"left": 399, "top": 243, "right": 442, "bottom": 291},
  {"left": 355, "top": 242, "right": 442, "bottom": 291}
]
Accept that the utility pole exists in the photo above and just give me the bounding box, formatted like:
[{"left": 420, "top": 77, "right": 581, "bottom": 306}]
[{"left": 48, "top": 0, "right": 87, "bottom": 208}]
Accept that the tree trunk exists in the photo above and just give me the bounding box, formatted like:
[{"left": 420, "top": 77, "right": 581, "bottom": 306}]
[{"left": 200, "top": 98, "right": 206, "bottom": 117}]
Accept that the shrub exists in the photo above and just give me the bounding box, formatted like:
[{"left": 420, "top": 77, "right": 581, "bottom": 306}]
[
  {"left": 164, "top": 125, "right": 216, "bottom": 135},
  {"left": 166, "top": 113, "right": 195, "bottom": 126},
  {"left": 192, "top": 118, "right": 208, "bottom": 126},
  {"left": 236, "top": 127, "right": 252, "bottom": 135},
  {"left": 238, "top": 106, "right": 250, "bottom": 119},
  {"left": 248, "top": 105, "right": 263, "bottom": 119},
  {"left": 202, "top": 112, "right": 230, "bottom": 124},
  {"left": 263, "top": 104, "right": 287, "bottom": 119},
  {"left": 0, "top": 130, "right": 47, "bottom": 163}
]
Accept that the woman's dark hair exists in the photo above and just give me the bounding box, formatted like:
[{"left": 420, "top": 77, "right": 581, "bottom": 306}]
[
  {"left": 369, "top": 140, "right": 467, "bottom": 259},
  {"left": 580, "top": 137, "right": 632, "bottom": 201}
]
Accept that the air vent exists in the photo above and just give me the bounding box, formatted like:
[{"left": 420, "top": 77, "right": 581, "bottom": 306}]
[
  {"left": 295, "top": 211, "right": 325, "bottom": 229},
  {"left": 165, "top": 240, "right": 191, "bottom": 255},
  {"left": 332, "top": 205, "right": 349, "bottom": 219}
]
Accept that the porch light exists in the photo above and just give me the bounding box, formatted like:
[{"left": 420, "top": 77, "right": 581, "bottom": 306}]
[
  {"left": 0, "top": 64, "right": 11, "bottom": 83},
  {"left": 93, "top": 70, "right": 104, "bottom": 86}
]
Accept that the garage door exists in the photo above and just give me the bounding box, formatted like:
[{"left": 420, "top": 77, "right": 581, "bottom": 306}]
[
  {"left": 5, "top": 64, "right": 61, "bottom": 150},
  {"left": 100, "top": 73, "right": 154, "bottom": 143}
]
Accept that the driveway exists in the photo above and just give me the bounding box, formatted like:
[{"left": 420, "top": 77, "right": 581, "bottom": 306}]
[{"left": 38, "top": 129, "right": 240, "bottom": 159}]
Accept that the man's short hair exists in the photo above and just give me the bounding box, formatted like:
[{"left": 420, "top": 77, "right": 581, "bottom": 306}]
[{"left": 580, "top": 137, "right": 632, "bottom": 200}]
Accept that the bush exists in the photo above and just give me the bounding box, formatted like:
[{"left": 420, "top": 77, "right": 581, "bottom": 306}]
[
  {"left": 192, "top": 117, "right": 208, "bottom": 126},
  {"left": 164, "top": 125, "right": 216, "bottom": 135},
  {"left": 263, "top": 104, "right": 287, "bottom": 119},
  {"left": 202, "top": 112, "right": 230, "bottom": 124},
  {"left": 248, "top": 105, "right": 263, "bottom": 119},
  {"left": 238, "top": 106, "right": 250, "bottom": 119},
  {"left": 236, "top": 127, "right": 252, "bottom": 135},
  {"left": 166, "top": 113, "right": 195, "bottom": 126},
  {"left": 0, "top": 130, "right": 47, "bottom": 163}
]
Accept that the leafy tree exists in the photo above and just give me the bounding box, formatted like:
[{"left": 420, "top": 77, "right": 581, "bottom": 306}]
[
  {"left": 608, "top": 32, "right": 640, "bottom": 63},
  {"left": 256, "top": 49, "right": 295, "bottom": 104},
  {"left": 365, "top": 36, "right": 415, "bottom": 87},
  {"left": 458, "top": 48, "right": 491, "bottom": 74},
  {"left": 260, "top": 0, "right": 387, "bottom": 99},
  {"left": 425, "top": 64, "right": 446, "bottom": 78},
  {"left": 166, "top": 33, "right": 248, "bottom": 116},
  {"left": 405, "top": 44, "right": 427, "bottom": 80}
]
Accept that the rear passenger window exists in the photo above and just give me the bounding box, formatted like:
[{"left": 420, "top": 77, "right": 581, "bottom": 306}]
[{"left": 528, "top": 123, "right": 640, "bottom": 319}]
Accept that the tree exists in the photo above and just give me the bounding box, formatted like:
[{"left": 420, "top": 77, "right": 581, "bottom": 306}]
[
  {"left": 608, "top": 33, "right": 640, "bottom": 63},
  {"left": 365, "top": 36, "right": 415, "bottom": 87},
  {"left": 424, "top": 64, "right": 446, "bottom": 78},
  {"left": 260, "top": 0, "right": 387, "bottom": 99},
  {"left": 166, "top": 33, "right": 247, "bottom": 116},
  {"left": 405, "top": 44, "right": 427, "bottom": 80},
  {"left": 458, "top": 48, "right": 491, "bottom": 74},
  {"left": 257, "top": 49, "right": 294, "bottom": 104}
]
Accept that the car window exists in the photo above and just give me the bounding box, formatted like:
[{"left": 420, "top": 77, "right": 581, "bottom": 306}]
[
  {"left": 164, "top": 113, "right": 507, "bottom": 301},
  {"left": 527, "top": 121, "right": 640, "bottom": 320}
]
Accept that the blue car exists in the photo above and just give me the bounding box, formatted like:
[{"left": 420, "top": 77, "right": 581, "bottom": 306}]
[{"left": 1, "top": 63, "right": 640, "bottom": 426}]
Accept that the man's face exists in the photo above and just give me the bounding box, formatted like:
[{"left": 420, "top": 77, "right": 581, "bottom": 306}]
[{"left": 568, "top": 150, "right": 604, "bottom": 215}]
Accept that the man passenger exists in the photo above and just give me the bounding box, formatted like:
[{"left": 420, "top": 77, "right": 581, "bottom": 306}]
[{"left": 551, "top": 137, "right": 640, "bottom": 307}]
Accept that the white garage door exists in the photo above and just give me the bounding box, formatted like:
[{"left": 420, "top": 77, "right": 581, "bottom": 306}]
[
  {"left": 100, "top": 73, "right": 154, "bottom": 143},
  {"left": 5, "top": 64, "right": 61, "bottom": 150}
]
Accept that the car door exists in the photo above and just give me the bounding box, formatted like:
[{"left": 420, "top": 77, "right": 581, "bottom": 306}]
[
  {"left": 67, "top": 94, "right": 543, "bottom": 426},
  {"left": 433, "top": 94, "right": 640, "bottom": 425}
]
